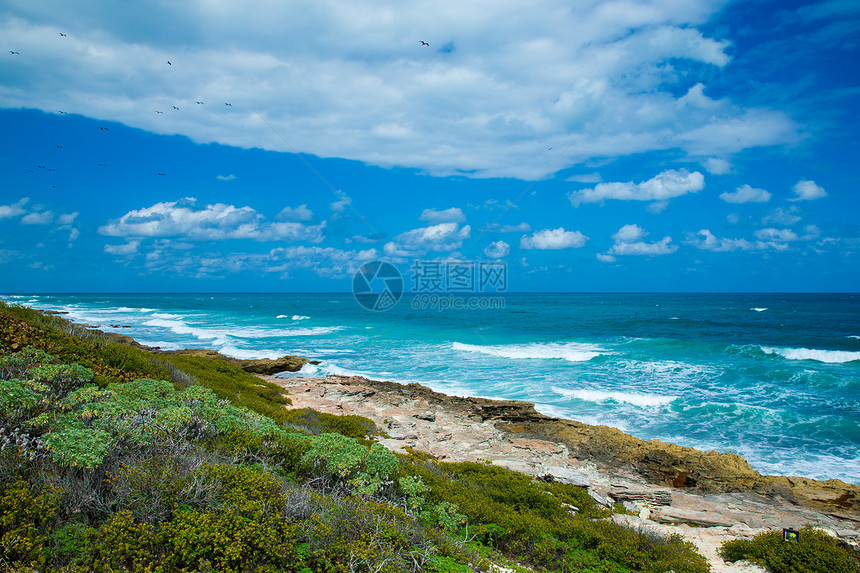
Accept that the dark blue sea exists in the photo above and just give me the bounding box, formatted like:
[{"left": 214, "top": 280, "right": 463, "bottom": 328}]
[{"left": 4, "top": 293, "right": 859, "bottom": 483}]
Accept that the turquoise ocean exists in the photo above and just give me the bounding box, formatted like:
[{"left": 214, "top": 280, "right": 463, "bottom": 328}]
[{"left": 3, "top": 292, "right": 859, "bottom": 484}]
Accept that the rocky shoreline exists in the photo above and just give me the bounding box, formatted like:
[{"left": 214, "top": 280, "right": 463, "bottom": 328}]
[
  {"left": 36, "top": 316, "right": 860, "bottom": 571},
  {"left": 262, "top": 371, "right": 860, "bottom": 573}
]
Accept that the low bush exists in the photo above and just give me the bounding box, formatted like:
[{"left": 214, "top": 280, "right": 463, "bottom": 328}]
[
  {"left": 161, "top": 354, "right": 293, "bottom": 423},
  {"left": 282, "top": 407, "right": 378, "bottom": 440},
  {"left": 720, "top": 528, "right": 860, "bottom": 573}
]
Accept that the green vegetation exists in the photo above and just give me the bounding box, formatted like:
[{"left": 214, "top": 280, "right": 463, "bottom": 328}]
[
  {"left": 720, "top": 528, "right": 860, "bottom": 573},
  {"left": 0, "top": 302, "right": 733, "bottom": 572}
]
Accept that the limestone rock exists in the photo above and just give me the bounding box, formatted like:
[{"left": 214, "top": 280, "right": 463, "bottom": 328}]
[
  {"left": 588, "top": 490, "right": 614, "bottom": 508},
  {"left": 611, "top": 484, "right": 673, "bottom": 506},
  {"left": 651, "top": 507, "right": 735, "bottom": 528},
  {"left": 540, "top": 466, "right": 591, "bottom": 488}
]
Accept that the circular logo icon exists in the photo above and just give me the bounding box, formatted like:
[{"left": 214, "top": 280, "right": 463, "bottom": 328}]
[{"left": 352, "top": 261, "right": 403, "bottom": 311}]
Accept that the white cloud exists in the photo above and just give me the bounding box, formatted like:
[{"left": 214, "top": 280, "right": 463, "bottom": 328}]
[
  {"left": 483, "top": 240, "right": 510, "bottom": 258},
  {"left": 520, "top": 227, "right": 587, "bottom": 250},
  {"left": 330, "top": 190, "right": 352, "bottom": 212},
  {"left": 687, "top": 228, "right": 805, "bottom": 252},
  {"left": 686, "top": 229, "right": 756, "bottom": 252},
  {"left": 754, "top": 228, "right": 799, "bottom": 242},
  {"left": 789, "top": 180, "right": 827, "bottom": 201},
  {"left": 566, "top": 173, "right": 602, "bottom": 183},
  {"left": 419, "top": 207, "right": 465, "bottom": 224},
  {"left": 98, "top": 198, "right": 325, "bottom": 242},
  {"left": 216, "top": 174, "right": 236, "bottom": 181},
  {"left": 384, "top": 222, "right": 471, "bottom": 256},
  {"left": 596, "top": 253, "right": 616, "bottom": 263},
  {"left": 480, "top": 222, "right": 531, "bottom": 233},
  {"left": 104, "top": 240, "right": 140, "bottom": 255},
  {"left": 277, "top": 204, "right": 314, "bottom": 221},
  {"left": 612, "top": 224, "right": 646, "bottom": 242},
  {"left": 0, "top": 198, "right": 30, "bottom": 219},
  {"left": 762, "top": 207, "right": 801, "bottom": 226},
  {"left": 21, "top": 211, "right": 53, "bottom": 225},
  {"left": 720, "top": 184, "right": 771, "bottom": 204},
  {"left": 0, "top": 2, "right": 797, "bottom": 180},
  {"left": 58, "top": 212, "right": 79, "bottom": 225},
  {"left": 267, "top": 245, "right": 379, "bottom": 278},
  {"left": 569, "top": 169, "right": 704, "bottom": 206},
  {"left": 703, "top": 158, "right": 731, "bottom": 175},
  {"left": 608, "top": 224, "right": 676, "bottom": 255}
]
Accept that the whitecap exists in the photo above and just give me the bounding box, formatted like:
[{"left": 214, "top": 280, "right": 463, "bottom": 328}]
[
  {"left": 751, "top": 308, "right": 768, "bottom": 312},
  {"left": 552, "top": 386, "right": 677, "bottom": 407},
  {"left": 292, "top": 315, "right": 311, "bottom": 321},
  {"left": 761, "top": 346, "right": 860, "bottom": 364},
  {"left": 452, "top": 341, "right": 605, "bottom": 362}
]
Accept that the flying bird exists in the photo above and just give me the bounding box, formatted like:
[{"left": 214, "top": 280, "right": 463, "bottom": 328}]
[
  {"left": 57, "top": 111, "right": 68, "bottom": 114},
  {"left": 99, "top": 127, "right": 108, "bottom": 131},
  {"left": 26, "top": 170, "right": 33, "bottom": 173},
  {"left": 157, "top": 172, "right": 165, "bottom": 176},
  {"left": 420, "top": 41, "right": 429, "bottom": 46},
  {"left": 167, "top": 61, "right": 172, "bottom": 65},
  {"left": 37, "top": 165, "right": 46, "bottom": 169},
  {"left": 172, "top": 106, "right": 179, "bottom": 110},
  {"left": 155, "top": 110, "right": 164, "bottom": 114},
  {"left": 59, "top": 33, "right": 66, "bottom": 37},
  {"left": 98, "top": 163, "right": 106, "bottom": 166},
  {"left": 10, "top": 51, "right": 20, "bottom": 55},
  {"left": 56, "top": 145, "right": 63, "bottom": 149},
  {"left": 196, "top": 101, "right": 204, "bottom": 105},
  {"left": 225, "top": 102, "right": 232, "bottom": 107}
]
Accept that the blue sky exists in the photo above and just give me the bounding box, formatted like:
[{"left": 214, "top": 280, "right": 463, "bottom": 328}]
[{"left": 1, "top": 0, "right": 858, "bottom": 293}]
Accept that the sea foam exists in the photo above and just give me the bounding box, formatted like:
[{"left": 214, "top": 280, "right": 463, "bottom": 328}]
[
  {"left": 762, "top": 346, "right": 860, "bottom": 364},
  {"left": 552, "top": 386, "right": 677, "bottom": 407},
  {"left": 452, "top": 341, "right": 604, "bottom": 362}
]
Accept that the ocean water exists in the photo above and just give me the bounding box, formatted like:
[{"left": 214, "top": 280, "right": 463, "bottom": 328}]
[{"left": 3, "top": 292, "right": 859, "bottom": 484}]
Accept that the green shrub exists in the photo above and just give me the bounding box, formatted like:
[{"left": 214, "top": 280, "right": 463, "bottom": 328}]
[
  {"left": 282, "top": 407, "right": 378, "bottom": 439},
  {"left": 0, "top": 480, "right": 62, "bottom": 568},
  {"left": 720, "top": 528, "right": 860, "bottom": 573},
  {"left": 402, "top": 458, "right": 709, "bottom": 573},
  {"left": 301, "top": 432, "right": 399, "bottom": 495},
  {"left": 162, "top": 354, "right": 293, "bottom": 423}
]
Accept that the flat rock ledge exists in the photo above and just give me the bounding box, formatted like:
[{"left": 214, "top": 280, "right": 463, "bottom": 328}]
[{"left": 264, "top": 372, "right": 860, "bottom": 573}]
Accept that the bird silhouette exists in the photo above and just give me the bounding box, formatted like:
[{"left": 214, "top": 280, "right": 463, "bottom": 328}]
[
  {"left": 196, "top": 101, "right": 204, "bottom": 105},
  {"left": 97, "top": 163, "right": 106, "bottom": 167},
  {"left": 10, "top": 51, "right": 20, "bottom": 55},
  {"left": 225, "top": 102, "right": 232, "bottom": 107},
  {"left": 167, "top": 61, "right": 172, "bottom": 65},
  {"left": 156, "top": 110, "right": 164, "bottom": 114},
  {"left": 172, "top": 106, "right": 179, "bottom": 110},
  {"left": 48, "top": 168, "right": 56, "bottom": 172},
  {"left": 56, "top": 145, "right": 63, "bottom": 149},
  {"left": 99, "top": 127, "right": 108, "bottom": 131},
  {"left": 157, "top": 173, "right": 165, "bottom": 176},
  {"left": 420, "top": 41, "right": 429, "bottom": 46},
  {"left": 59, "top": 33, "right": 66, "bottom": 37},
  {"left": 38, "top": 165, "right": 46, "bottom": 169},
  {"left": 26, "top": 170, "right": 33, "bottom": 173},
  {"left": 58, "top": 111, "right": 67, "bottom": 114}
]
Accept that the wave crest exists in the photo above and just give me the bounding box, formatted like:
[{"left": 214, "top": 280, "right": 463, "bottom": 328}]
[{"left": 452, "top": 341, "right": 605, "bottom": 362}]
